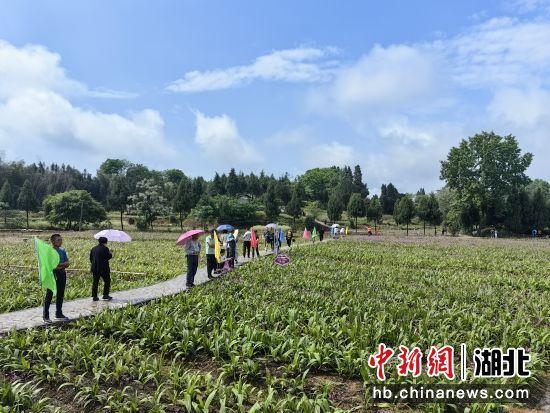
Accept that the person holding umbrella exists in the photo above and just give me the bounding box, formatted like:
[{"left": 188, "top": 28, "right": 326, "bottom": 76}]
[
  {"left": 90, "top": 236, "right": 113, "bottom": 301},
  {"left": 185, "top": 233, "right": 201, "bottom": 287},
  {"left": 90, "top": 229, "right": 132, "bottom": 301}
]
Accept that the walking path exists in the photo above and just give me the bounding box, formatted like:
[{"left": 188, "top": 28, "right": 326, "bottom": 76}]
[{"left": 0, "top": 245, "right": 297, "bottom": 334}]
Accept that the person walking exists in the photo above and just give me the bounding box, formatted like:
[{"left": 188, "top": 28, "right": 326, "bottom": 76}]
[
  {"left": 226, "top": 231, "right": 236, "bottom": 268},
  {"left": 251, "top": 229, "right": 260, "bottom": 258},
  {"left": 263, "top": 229, "right": 269, "bottom": 252},
  {"left": 90, "top": 236, "right": 113, "bottom": 301},
  {"left": 43, "top": 234, "right": 70, "bottom": 323},
  {"left": 205, "top": 230, "right": 217, "bottom": 280},
  {"left": 286, "top": 229, "right": 294, "bottom": 248},
  {"left": 242, "top": 229, "right": 252, "bottom": 258},
  {"left": 185, "top": 234, "right": 201, "bottom": 287},
  {"left": 319, "top": 228, "right": 324, "bottom": 242}
]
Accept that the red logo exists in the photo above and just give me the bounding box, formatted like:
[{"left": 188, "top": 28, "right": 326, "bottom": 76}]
[{"left": 368, "top": 343, "right": 395, "bottom": 381}]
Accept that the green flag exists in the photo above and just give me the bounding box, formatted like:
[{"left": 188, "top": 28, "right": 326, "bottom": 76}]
[
  {"left": 34, "top": 237, "right": 59, "bottom": 295},
  {"left": 312, "top": 227, "right": 318, "bottom": 239}
]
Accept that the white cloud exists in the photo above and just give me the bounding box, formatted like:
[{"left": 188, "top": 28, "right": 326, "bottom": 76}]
[
  {"left": 505, "top": 0, "right": 550, "bottom": 13},
  {"left": 306, "top": 141, "right": 355, "bottom": 168},
  {"left": 309, "top": 45, "right": 438, "bottom": 114},
  {"left": 0, "top": 40, "right": 136, "bottom": 99},
  {"left": 448, "top": 17, "right": 550, "bottom": 88},
  {"left": 167, "top": 47, "right": 339, "bottom": 92},
  {"left": 267, "top": 125, "right": 311, "bottom": 146},
  {"left": 193, "top": 111, "right": 262, "bottom": 163},
  {"left": 0, "top": 40, "right": 172, "bottom": 168},
  {"left": 488, "top": 87, "right": 550, "bottom": 126},
  {"left": 377, "top": 118, "right": 435, "bottom": 145},
  {"left": 305, "top": 13, "right": 550, "bottom": 189}
]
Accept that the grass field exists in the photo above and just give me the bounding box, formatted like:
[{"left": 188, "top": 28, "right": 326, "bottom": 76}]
[
  {"left": 0, "top": 236, "right": 548, "bottom": 412},
  {"left": 0, "top": 228, "right": 305, "bottom": 313}
]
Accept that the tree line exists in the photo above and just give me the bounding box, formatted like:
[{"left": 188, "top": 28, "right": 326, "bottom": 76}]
[{"left": 0, "top": 131, "right": 549, "bottom": 235}]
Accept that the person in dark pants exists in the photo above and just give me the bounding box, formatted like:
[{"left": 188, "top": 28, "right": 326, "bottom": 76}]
[
  {"left": 319, "top": 228, "right": 325, "bottom": 242},
  {"left": 185, "top": 234, "right": 201, "bottom": 287},
  {"left": 286, "top": 229, "right": 294, "bottom": 248},
  {"left": 226, "top": 231, "right": 236, "bottom": 268},
  {"left": 252, "top": 230, "right": 260, "bottom": 258},
  {"left": 90, "top": 236, "right": 113, "bottom": 301},
  {"left": 43, "top": 234, "right": 70, "bottom": 323},
  {"left": 242, "top": 229, "right": 252, "bottom": 258},
  {"left": 205, "top": 230, "right": 217, "bottom": 279}
]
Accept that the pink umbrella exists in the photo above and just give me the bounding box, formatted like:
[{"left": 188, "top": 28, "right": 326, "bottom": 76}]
[{"left": 176, "top": 229, "right": 205, "bottom": 245}]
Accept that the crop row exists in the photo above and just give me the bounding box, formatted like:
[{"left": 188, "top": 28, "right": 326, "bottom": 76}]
[{"left": 0, "top": 239, "right": 548, "bottom": 411}]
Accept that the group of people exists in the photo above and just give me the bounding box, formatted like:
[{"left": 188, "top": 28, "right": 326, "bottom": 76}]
[
  {"left": 184, "top": 226, "right": 297, "bottom": 288},
  {"left": 41, "top": 225, "right": 321, "bottom": 322},
  {"left": 42, "top": 234, "right": 113, "bottom": 323}
]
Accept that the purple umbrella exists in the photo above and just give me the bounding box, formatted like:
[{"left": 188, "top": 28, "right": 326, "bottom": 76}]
[
  {"left": 176, "top": 229, "right": 205, "bottom": 245},
  {"left": 94, "top": 229, "right": 132, "bottom": 243}
]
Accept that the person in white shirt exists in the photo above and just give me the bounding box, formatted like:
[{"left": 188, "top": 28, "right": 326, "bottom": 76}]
[
  {"left": 205, "top": 230, "right": 216, "bottom": 279},
  {"left": 185, "top": 234, "right": 201, "bottom": 287},
  {"left": 242, "top": 229, "right": 252, "bottom": 258}
]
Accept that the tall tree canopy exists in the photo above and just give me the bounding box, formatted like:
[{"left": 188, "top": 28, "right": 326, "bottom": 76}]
[{"left": 440, "top": 132, "right": 532, "bottom": 231}]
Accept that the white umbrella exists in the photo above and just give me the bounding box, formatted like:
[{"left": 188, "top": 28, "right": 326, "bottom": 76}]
[
  {"left": 94, "top": 229, "right": 132, "bottom": 243},
  {"left": 265, "top": 223, "right": 278, "bottom": 229},
  {"left": 331, "top": 223, "right": 341, "bottom": 228}
]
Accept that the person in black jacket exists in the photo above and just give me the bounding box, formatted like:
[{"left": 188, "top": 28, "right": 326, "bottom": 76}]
[{"left": 90, "top": 237, "right": 113, "bottom": 301}]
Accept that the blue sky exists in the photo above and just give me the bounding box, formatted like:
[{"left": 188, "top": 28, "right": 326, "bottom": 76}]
[{"left": 1, "top": 0, "right": 549, "bottom": 194}]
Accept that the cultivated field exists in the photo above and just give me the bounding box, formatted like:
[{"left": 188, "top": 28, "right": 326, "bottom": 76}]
[
  {"left": 0, "top": 231, "right": 188, "bottom": 313},
  {"left": 0, "top": 236, "right": 548, "bottom": 412}
]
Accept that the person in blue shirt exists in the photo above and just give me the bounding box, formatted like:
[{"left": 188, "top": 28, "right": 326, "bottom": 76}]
[{"left": 43, "top": 234, "right": 70, "bottom": 323}]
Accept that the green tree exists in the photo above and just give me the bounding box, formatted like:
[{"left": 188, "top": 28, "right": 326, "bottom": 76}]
[
  {"left": 107, "top": 175, "right": 129, "bottom": 230},
  {"left": 18, "top": 179, "right": 36, "bottom": 229},
  {"left": 304, "top": 200, "right": 322, "bottom": 220},
  {"left": 275, "top": 175, "right": 292, "bottom": 205},
  {"left": 335, "top": 166, "right": 354, "bottom": 206},
  {"left": 531, "top": 187, "right": 548, "bottom": 231},
  {"left": 226, "top": 168, "right": 239, "bottom": 196},
  {"left": 352, "top": 165, "right": 369, "bottom": 197},
  {"left": 394, "top": 195, "right": 415, "bottom": 235},
  {"left": 505, "top": 188, "right": 532, "bottom": 234},
  {"left": 366, "top": 195, "right": 383, "bottom": 232},
  {"left": 128, "top": 179, "right": 169, "bottom": 229},
  {"left": 299, "top": 167, "right": 342, "bottom": 205},
  {"left": 43, "top": 190, "right": 107, "bottom": 230},
  {"left": 436, "top": 186, "right": 457, "bottom": 224},
  {"left": 380, "top": 183, "right": 400, "bottom": 214},
  {"left": 98, "top": 159, "right": 131, "bottom": 176},
  {"left": 327, "top": 192, "right": 344, "bottom": 222},
  {"left": 264, "top": 182, "right": 279, "bottom": 223},
  {"left": 440, "top": 132, "right": 532, "bottom": 233},
  {"left": 0, "top": 180, "right": 12, "bottom": 226},
  {"left": 426, "top": 193, "right": 442, "bottom": 235},
  {"left": 286, "top": 187, "right": 303, "bottom": 224},
  {"left": 172, "top": 177, "right": 195, "bottom": 230},
  {"left": 415, "top": 194, "right": 430, "bottom": 235},
  {"left": 347, "top": 193, "right": 366, "bottom": 231},
  {"left": 189, "top": 203, "right": 216, "bottom": 229}
]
